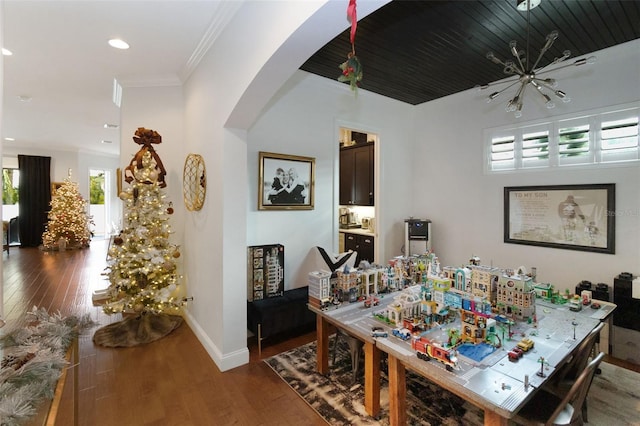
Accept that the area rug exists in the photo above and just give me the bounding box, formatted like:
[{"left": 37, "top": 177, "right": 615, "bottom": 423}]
[{"left": 265, "top": 337, "right": 640, "bottom": 426}]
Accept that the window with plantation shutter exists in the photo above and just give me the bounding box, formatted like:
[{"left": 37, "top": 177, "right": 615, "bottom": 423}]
[
  {"left": 486, "top": 104, "right": 638, "bottom": 173},
  {"left": 522, "top": 131, "right": 549, "bottom": 168},
  {"left": 600, "top": 116, "right": 639, "bottom": 163},
  {"left": 558, "top": 124, "right": 591, "bottom": 166},
  {"left": 490, "top": 136, "right": 515, "bottom": 170}
]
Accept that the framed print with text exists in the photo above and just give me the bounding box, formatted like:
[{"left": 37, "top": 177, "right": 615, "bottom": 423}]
[{"left": 504, "top": 184, "right": 615, "bottom": 254}]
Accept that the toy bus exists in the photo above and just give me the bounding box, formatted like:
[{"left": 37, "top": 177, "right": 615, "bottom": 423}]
[{"left": 411, "top": 336, "right": 458, "bottom": 371}]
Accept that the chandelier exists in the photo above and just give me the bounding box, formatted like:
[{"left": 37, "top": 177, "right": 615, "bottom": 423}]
[{"left": 479, "top": 0, "right": 596, "bottom": 118}]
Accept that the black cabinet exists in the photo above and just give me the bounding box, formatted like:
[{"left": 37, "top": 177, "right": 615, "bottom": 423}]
[
  {"left": 344, "top": 232, "right": 374, "bottom": 265},
  {"left": 340, "top": 143, "right": 374, "bottom": 206}
]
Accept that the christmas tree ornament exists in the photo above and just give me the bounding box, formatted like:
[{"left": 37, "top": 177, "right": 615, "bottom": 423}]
[
  {"left": 337, "top": 0, "right": 362, "bottom": 93},
  {"left": 167, "top": 202, "right": 174, "bottom": 215},
  {"left": 124, "top": 127, "right": 167, "bottom": 188}
]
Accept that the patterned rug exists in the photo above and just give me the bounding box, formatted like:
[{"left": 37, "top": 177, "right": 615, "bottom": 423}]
[{"left": 265, "top": 337, "right": 640, "bottom": 426}]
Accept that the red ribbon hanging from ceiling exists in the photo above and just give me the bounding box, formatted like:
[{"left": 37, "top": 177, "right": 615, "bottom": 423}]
[{"left": 347, "top": 0, "right": 357, "bottom": 50}]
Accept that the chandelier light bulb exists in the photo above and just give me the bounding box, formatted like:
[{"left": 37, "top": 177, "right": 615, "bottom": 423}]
[
  {"left": 509, "top": 40, "right": 519, "bottom": 56},
  {"left": 487, "top": 91, "right": 501, "bottom": 103},
  {"left": 504, "top": 60, "right": 516, "bottom": 74},
  {"left": 546, "top": 30, "right": 559, "bottom": 43}
]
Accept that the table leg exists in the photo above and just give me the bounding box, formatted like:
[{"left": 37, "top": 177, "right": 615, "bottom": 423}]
[
  {"left": 483, "top": 410, "right": 508, "bottom": 426},
  {"left": 364, "top": 342, "right": 381, "bottom": 417},
  {"left": 316, "top": 315, "right": 329, "bottom": 374},
  {"left": 388, "top": 354, "right": 406, "bottom": 426}
]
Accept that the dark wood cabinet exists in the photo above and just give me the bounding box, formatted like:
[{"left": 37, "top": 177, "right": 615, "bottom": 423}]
[
  {"left": 339, "top": 143, "right": 374, "bottom": 206},
  {"left": 343, "top": 232, "right": 374, "bottom": 265}
]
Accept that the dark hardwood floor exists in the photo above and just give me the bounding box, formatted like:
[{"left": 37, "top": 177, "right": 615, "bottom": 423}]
[
  {"left": 3, "top": 239, "right": 638, "bottom": 425},
  {"left": 2, "top": 239, "right": 324, "bottom": 426}
]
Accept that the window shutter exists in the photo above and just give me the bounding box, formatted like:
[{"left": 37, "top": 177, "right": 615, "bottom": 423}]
[
  {"left": 522, "top": 131, "right": 549, "bottom": 168},
  {"left": 490, "top": 136, "right": 515, "bottom": 171},
  {"left": 558, "top": 124, "right": 591, "bottom": 166},
  {"left": 600, "top": 115, "right": 639, "bottom": 163}
]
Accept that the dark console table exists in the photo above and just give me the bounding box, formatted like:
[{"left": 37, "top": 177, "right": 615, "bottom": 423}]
[{"left": 247, "top": 286, "right": 316, "bottom": 356}]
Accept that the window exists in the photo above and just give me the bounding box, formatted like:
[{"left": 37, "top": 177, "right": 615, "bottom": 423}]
[
  {"left": 522, "top": 130, "right": 549, "bottom": 168},
  {"left": 486, "top": 105, "right": 639, "bottom": 172},
  {"left": 600, "top": 114, "right": 639, "bottom": 163},
  {"left": 2, "top": 168, "right": 20, "bottom": 222}
]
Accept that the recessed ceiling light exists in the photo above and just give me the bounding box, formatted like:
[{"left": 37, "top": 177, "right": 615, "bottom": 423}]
[
  {"left": 108, "top": 39, "right": 129, "bottom": 50},
  {"left": 101, "top": 140, "right": 113, "bottom": 144},
  {"left": 4, "top": 137, "right": 15, "bottom": 141},
  {"left": 2, "top": 48, "right": 12, "bottom": 56},
  {"left": 103, "top": 123, "right": 119, "bottom": 129}
]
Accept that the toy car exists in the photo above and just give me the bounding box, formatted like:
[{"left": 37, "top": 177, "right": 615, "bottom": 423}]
[
  {"left": 517, "top": 338, "right": 535, "bottom": 352},
  {"left": 568, "top": 300, "right": 582, "bottom": 312},
  {"left": 392, "top": 327, "right": 412, "bottom": 341},
  {"left": 363, "top": 296, "right": 380, "bottom": 308},
  {"left": 508, "top": 346, "right": 524, "bottom": 361},
  {"left": 591, "top": 302, "right": 601, "bottom": 309},
  {"left": 372, "top": 326, "right": 388, "bottom": 338}
]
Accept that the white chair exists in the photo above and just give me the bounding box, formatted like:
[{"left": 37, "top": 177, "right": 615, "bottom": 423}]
[{"left": 511, "top": 352, "right": 605, "bottom": 426}]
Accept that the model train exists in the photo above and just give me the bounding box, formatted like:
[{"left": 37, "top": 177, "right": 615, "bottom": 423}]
[{"left": 411, "top": 336, "right": 458, "bottom": 371}]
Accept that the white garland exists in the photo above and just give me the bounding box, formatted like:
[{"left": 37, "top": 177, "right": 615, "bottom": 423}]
[{"left": 0, "top": 307, "right": 94, "bottom": 425}]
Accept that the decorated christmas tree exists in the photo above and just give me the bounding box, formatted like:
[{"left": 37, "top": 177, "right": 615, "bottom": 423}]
[
  {"left": 42, "top": 175, "right": 93, "bottom": 250},
  {"left": 94, "top": 128, "right": 185, "bottom": 347}
]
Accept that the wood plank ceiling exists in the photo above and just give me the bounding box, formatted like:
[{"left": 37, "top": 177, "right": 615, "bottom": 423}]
[{"left": 300, "top": 0, "right": 640, "bottom": 105}]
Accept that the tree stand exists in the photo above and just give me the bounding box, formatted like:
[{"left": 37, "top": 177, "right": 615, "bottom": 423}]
[{"left": 93, "top": 313, "right": 183, "bottom": 347}]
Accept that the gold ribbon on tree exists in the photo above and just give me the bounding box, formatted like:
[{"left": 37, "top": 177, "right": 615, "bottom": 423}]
[{"left": 124, "top": 128, "right": 167, "bottom": 188}]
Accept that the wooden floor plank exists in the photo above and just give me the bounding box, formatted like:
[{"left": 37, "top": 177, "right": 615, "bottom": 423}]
[{"left": 2, "top": 240, "right": 325, "bottom": 425}]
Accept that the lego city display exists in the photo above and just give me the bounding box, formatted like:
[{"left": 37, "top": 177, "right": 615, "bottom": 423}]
[{"left": 247, "top": 244, "right": 284, "bottom": 301}]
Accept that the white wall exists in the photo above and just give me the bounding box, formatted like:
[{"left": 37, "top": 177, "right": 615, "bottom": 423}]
[
  {"left": 247, "top": 71, "right": 415, "bottom": 288},
  {"left": 411, "top": 40, "right": 640, "bottom": 291},
  {"left": 182, "top": 0, "right": 337, "bottom": 371},
  {"left": 119, "top": 85, "right": 185, "bottom": 246}
]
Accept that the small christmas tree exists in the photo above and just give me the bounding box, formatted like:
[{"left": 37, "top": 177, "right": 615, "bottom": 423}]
[
  {"left": 42, "top": 176, "right": 93, "bottom": 250},
  {"left": 94, "top": 128, "right": 184, "bottom": 347}
]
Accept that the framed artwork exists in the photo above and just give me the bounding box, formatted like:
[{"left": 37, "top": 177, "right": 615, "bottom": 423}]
[
  {"left": 116, "top": 168, "right": 122, "bottom": 195},
  {"left": 258, "top": 151, "right": 315, "bottom": 210},
  {"left": 504, "top": 184, "right": 615, "bottom": 254},
  {"left": 51, "top": 182, "right": 63, "bottom": 196}
]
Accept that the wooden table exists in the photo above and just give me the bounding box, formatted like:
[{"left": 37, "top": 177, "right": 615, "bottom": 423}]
[
  {"left": 312, "top": 306, "right": 383, "bottom": 417},
  {"left": 310, "top": 295, "right": 614, "bottom": 425}
]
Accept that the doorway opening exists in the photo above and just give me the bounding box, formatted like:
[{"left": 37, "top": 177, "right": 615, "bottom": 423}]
[
  {"left": 338, "top": 127, "right": 378, "bottom": 264},
  {"left": 89, "top": 169, "right": 111, "bottom": 238}
]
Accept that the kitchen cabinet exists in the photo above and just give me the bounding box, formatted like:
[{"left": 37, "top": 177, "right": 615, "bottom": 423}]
[
  {"left": 343, "top": 232, "right": 374, "bottom": 265},
  {"left": 340, "top": 143, "right": 374, "bottom": 206}
]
